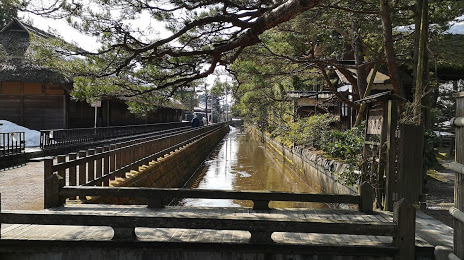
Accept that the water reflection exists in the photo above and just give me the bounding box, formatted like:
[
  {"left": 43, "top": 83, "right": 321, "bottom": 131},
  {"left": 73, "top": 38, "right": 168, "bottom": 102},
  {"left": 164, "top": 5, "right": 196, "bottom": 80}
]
[{"left": 179, "top": 126, "right": 326, "bottom": 208}]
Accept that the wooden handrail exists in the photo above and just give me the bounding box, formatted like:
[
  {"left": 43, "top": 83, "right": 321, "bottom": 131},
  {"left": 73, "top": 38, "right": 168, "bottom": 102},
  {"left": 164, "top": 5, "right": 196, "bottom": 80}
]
[
  {"left": 59, "top": 186, "right": 361, "bottom": 208},
  {"left": 1, "top": 193, "right": 413, "bottom": 253}
]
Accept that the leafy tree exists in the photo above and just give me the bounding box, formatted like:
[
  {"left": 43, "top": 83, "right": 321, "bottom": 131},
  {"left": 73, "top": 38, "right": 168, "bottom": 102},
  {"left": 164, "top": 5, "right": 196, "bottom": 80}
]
[
  {"left": 17, "top": 0, "right": 464, "bottom": 125},
  {"left": 0, "top": 0, "right": 20, "bottom": 28}
]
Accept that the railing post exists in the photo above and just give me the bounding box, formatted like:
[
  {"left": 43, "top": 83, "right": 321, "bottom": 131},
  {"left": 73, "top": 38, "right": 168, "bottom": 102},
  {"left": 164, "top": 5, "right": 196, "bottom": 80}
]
[
  {"left": 252, "top": 200, "right": 270, "bottom": 210},
  {"left": 116, "top": 144, "right": 123, "bottom": 170},
  {"left": 110, "top": 144, "right": 116, "bottom": 177},
  {"left": 68, "top": 153, "right": 77, "bottom": 199},
  {"left": 96, "top": 147, "right": 103, "bottom": 180},
  {"left": 103, "top": 146, "right": 110, "bottom": 186},
  {"left": 250, "top": 231, "right": 273, "bottom": 244},
  {"left": 393, "top": 198, "right": 416, "bottom": 260},
  {"left": 112, "top": 226, "right": 137, "bottom": 241},
  {"left": 57, "top": 155, "right": 66, "bottom": 186},
  {"left": 87, "top": 149, "right": 95, "bottom": 181},
  {"left": 78, "top": 151, "right": 87, "bottom": 200},
  {"left": 359, "top": 182, "right": 374, "bottom": 213},
  {"left": 44, "top": 158, "right": 64, "bottom": 209}
]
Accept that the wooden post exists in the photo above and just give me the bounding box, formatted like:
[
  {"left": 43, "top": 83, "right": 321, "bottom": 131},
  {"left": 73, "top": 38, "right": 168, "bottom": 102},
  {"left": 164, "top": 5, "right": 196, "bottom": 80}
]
[
  {"left": 112, "top": 226, "right": 137, "bottom": 241},
  {"left": 78, "top": 151, "right": 87, "bottom": 200},
  {"left": 116, "top": 144, "right": 122, "bottom": 170},
  {"left": 68, "top": 153, "right": 77, "bottom": 199},
  {"left": 110, "top": 144, "right": 116, "bottom": 179},
  {"left": 250, "top": 231, "right": 274, "bottom": 244},
  {"left": 44, "top": 158, "right": 64, "bottom": 209},
  {"left": 87, "top": 149, "right": 95, "bottom": 181},
  {"left": 393, "top": 199, "right": 416, "bottom": 260},
  {"left": 78, "top": 151, "right": 87, "bottom": 185},
  {"left": 397, "top": 124, "right": 424, "bottom": 204},
  {"left": 359, "top": 182, "right": 374, "bottom": 213},
  {"left": 96, "top": 147, "right": 103, "bottom": 179},
  {"left": 252, "top": 200, "right": 270, "bottom": 210},
  {"left": 385, "top": 100, "right": 398, "bottom": 211},
  {"left": 57, "top": 155, "right": 66, "bottom": 186},
  {"left": 454, "top": 92, "right": 464, "bottom": 258},
  {"left": 103, "top": 146, "right": 110, "bottom": 186}
]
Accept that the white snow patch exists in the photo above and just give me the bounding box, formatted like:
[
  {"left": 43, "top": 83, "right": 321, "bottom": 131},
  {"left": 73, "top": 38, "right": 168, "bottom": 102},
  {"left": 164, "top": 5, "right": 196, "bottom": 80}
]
[
  {"left": 0, "top": 120, "right": 40, "bottom": 147},
  {"left": 447, "top": 15, "right": 464, "bottom": 35}
]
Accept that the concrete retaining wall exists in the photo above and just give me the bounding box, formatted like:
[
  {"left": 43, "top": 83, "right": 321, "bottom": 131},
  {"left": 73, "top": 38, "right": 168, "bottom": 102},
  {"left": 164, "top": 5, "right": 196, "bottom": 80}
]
[
  {"left": 251, "top": 127, "right": 357, "bottom": 195},
  {"left": 89, "top": 125, "right": 229, "bottom": 204}
]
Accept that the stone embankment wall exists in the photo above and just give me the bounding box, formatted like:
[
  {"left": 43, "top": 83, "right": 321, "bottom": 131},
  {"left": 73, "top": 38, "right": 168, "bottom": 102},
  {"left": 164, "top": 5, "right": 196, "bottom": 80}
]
[
  {"left": 251, "top": 127, "right": 357, "bottom": 195},
  {"left": 89, "top": 125, "right": 229, "bottom": 204}
]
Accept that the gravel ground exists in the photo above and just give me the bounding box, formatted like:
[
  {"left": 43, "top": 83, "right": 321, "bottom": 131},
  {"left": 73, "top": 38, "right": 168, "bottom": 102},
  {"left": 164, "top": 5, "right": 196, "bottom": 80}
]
[
  {"left": 0, "top": 161, "right": 44, "bottom": 210},
  {"left": 421, "top": 160, "right": 455, "bottom": 227}
]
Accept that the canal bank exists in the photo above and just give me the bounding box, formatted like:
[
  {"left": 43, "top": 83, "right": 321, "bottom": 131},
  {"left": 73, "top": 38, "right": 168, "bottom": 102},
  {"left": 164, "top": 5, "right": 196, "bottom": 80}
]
[
  {"left": 180, "top": 126, "right": 337, "bottom": 209},
  {"left": 250, "top": 127, "right": 358, "bottom": 196}
]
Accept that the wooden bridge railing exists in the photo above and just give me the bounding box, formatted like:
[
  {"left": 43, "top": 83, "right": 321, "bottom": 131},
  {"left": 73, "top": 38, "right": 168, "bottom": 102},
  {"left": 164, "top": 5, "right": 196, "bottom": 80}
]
[
  {"left": 48, "top": 182, "right": 374, "bottom": 211},
  {"left": 450, "top": 92, "right": 464, "bottom": 259},
  {"left": 43, "top": 123, "right": 228, "bottom": 207},
  {"left": 0, "top": 191, "right": 416, "bottom": 259},
  {"left": 40, "top": 122, "right": 191, "bottom": 149},
  {"left": 0, "top": 132, "right": 25, "bottom": 157}
]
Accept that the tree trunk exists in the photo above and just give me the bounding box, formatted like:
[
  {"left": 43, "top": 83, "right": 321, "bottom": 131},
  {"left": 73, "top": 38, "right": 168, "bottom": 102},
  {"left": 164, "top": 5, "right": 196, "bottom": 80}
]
[
  {"left": 413, "top": 0, "right": 429, "bottom": 126},
  {"left": 351, "top": 17, "right": 368, "bottom": 98},
  {"left": 379, "top": 0, "right": 405, "bottom": 98}
]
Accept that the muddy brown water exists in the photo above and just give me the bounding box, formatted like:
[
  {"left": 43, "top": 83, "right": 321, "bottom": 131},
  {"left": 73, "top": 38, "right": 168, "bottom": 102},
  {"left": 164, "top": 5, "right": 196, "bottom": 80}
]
[{"left": 178, "top": 126, "right": 326, "bottom": 208}]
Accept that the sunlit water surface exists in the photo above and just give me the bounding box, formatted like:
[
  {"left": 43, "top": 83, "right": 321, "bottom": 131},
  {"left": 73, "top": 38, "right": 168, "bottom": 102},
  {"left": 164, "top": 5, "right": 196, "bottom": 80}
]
[{"left": 178, "top": 126, "right": 325, "bottom": 209}]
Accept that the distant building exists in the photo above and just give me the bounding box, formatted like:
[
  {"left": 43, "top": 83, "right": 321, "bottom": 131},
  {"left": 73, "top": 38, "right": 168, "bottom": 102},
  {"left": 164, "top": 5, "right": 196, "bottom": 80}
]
[
  {"left": 286, "top": 63, "right": 413, "bottom": 129},
  {"left": 0, "top": 19, "right": 183, "bottom": 130}
]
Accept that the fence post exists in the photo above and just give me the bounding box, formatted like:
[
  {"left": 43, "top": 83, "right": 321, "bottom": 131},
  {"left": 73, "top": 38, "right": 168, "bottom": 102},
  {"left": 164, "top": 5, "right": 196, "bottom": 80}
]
[
  {"left": 68, "top": 153, "right": 77, "bottom": 199},
  {"left": 57, "top": 155, "right": 66, "bottom": 187},
  {"left": 103, "top": 146, "right": 110, "bottom": 186},
  {"left": 393, "top": 198, "right": 416, "bottom": 260},
  {"left": 44, "top": 158, "right": 64, "bottom": 209},
  {"left": 96, "top": 147, "right": 103, "bottom": 180},
  {"left": 454, "top": 92, "right": 464, "bottom": 258},
  {"left": 78, "top": 151, "right": 87, "bottom": 200},
  {"left": 87, "top": 149, "right": 95, "bottom": 181},
  {"left": 359, "top": 182, "right": 374, "bottom": 213}
]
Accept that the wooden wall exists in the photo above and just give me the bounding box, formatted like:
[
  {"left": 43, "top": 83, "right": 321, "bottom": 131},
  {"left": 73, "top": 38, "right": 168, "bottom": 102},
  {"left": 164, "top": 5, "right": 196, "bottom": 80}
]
[
  {"left": 0, "top": 81, "right": 183, "bottom": 130},
  {"left": 0, "top": 81, "right": 68, "bottom": 130}
]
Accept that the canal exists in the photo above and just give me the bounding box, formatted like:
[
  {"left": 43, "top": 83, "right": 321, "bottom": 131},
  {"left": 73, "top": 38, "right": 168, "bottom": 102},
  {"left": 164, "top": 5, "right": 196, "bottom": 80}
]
[{"left": 179, "top": 126, "right": 326, "bottom": 209}]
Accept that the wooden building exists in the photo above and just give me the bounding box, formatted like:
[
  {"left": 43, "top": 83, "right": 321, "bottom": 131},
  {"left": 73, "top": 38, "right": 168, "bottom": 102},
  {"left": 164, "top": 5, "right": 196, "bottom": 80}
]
[{"left": 0, "top": 19, "right": 183, "bottom": 130}]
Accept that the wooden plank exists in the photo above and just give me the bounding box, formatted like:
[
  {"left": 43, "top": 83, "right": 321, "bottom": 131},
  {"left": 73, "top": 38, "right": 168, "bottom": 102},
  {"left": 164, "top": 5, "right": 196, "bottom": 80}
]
[
  {"left": 95, "top": 147, "right": 103, "bottom": 179},
  {"left": 59, "top": 186, "right": 361, "bottom": 206},
  {"left": 455, "top": 93, "right": 464, "bottom": 259},
  {"left": 0, "top": 210, "right": 397, "bottom": 237},
  {"left": 87, "top": 149, "right": 95, "bottom": 181}
]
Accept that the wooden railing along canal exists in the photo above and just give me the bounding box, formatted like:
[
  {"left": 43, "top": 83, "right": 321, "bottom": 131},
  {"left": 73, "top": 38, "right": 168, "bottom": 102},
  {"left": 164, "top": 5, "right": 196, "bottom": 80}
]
[
  {"left": 40, "top": 122, "right": 190, "bottom": 149},
  {"left": 42, "top": 123, "right": 227, "bottom": 203},
  {"left": 0, "top": 183, "right": 417, "bottom": 259}
]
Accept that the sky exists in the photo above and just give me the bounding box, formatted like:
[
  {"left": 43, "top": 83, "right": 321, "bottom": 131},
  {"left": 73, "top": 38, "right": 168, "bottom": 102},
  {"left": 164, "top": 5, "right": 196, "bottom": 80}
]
[
  {"left": 17, "top": 10, "right": 464, "bottom": 90},
  {"left": 18, "top": 10, "right": 464, "bottom": 52}
]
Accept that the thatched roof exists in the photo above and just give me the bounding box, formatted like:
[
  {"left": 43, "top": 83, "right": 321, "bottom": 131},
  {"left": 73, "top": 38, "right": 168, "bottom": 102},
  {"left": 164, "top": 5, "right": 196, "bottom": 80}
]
[
  {"left": 430, "top": 34, "right": 464, "bottom": 80},
  {"left": 0, "top": 19, "right": 72, "bottom": 85},
  {"left": 0, "top": 60, "right": 72, "bottom": 84}
]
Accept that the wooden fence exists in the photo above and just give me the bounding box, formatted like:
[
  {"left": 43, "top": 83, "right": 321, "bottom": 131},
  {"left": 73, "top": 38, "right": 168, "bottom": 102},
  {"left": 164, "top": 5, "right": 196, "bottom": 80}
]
[
  {"left": 0, "top": 190, "right": 416, "bottom": 259},
  {"left": 0, "top": 132, "right": 25, "bottom": 157},
  {"left": 449, "top": 92, "right": 464, "bottom": 259},
  {"left": 40, "top": 122, "right": 190, "bottom": 149},
  {"left": 43, "top": 123, "right": 228, "bottom": 208}
]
